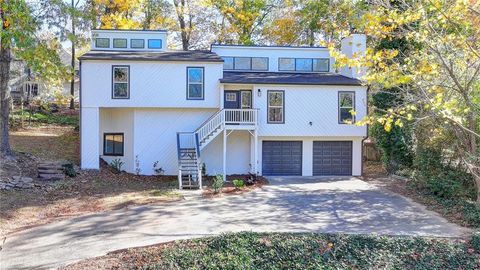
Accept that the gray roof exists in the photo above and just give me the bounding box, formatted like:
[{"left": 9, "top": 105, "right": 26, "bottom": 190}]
[
  {"left": 220, "top": 71, "right": 362, "bottom": 86},
  {"left": 79, "top": 50, "right": 223, "bottom": 62}
]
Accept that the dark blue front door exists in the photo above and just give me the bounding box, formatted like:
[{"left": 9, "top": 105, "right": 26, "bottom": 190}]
[{"left": 224, "top": 91, "right": 240, "bottom": 109}]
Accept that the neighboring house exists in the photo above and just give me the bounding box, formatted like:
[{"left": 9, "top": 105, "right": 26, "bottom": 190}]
[
  {"left": 80, "top": 29, "right": 367, "bottom": 188},
  {"left": 9, "top": 48, "right": 80, "bottom": 104}
]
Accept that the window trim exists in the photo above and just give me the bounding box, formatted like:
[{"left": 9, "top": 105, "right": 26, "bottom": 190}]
[
  {"left": 186, "top": 66, "right": 205, "bottom": 100},
  {"left": 278, "top": 57, "right": 330, "bottom": 72},
  {"left": 113, "top": 38, "right": 127, "bottom": 48},
  {"left": 130, "top": 39, "right": 145, "bottom": 49},
  {"left": 338, "top": 91, "right": 355, "bottom": 124},
  {"left": 103, "top": 133, "right": 124, "bottom": 156},
  {"left": 111, "top": 65, "right": 130, "bottom": 99},
  {"left": 95, "top": 38, "right": 110, "bottom": 48},
  {"left": 148, "top": 39, "right": 162, "bottom": 49},
  {"left": 267, "top": 90, "right": 285, "bottom": 124}
]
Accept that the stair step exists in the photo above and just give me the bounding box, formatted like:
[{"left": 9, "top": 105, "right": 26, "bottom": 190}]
[{"left": 39, "top": 174, "right": 65, "bottom": 180}]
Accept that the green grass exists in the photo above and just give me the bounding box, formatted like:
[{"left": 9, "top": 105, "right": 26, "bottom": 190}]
[
  {"left": 11, "top": 110, "right": 78, "bottom": 126},
  {"left": 141, "top": 232, "right": 478, "bottom": 270}
]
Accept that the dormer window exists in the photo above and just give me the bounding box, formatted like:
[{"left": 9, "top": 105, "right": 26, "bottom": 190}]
[
  {"left": 131, "top": 39, "right": 144, "bottom": 49},
  {"left": 148, "top": 39, "right": 162, "bottom": 49},
  {"left": 113, "top": 38, "right": 127, "bottom": 48},
  {"left": 95, "top": 38, "right": 110, "bottom": 48}
]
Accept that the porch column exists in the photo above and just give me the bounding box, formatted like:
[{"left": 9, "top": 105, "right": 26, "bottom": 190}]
[
  {"left": 254, "top": 130, "right": 258, "bottom": 174},
  {"left": 81, "top": 107, "right": 100, "bottom": 170},
  {"left": 223, "top": 128, "right": 227, "bottom": 181}
]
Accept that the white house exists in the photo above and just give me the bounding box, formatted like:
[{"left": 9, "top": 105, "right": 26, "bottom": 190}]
[{"left": 79, "top": 29, "right": 367, "bottom": 188}]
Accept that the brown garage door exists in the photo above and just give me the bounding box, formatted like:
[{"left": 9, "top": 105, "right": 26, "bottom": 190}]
[{"left": 313, "top": 141, "right": 352, "bottom": 176}]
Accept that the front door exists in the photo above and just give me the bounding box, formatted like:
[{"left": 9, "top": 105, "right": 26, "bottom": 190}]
[{"left": 224, "top": 91, "right": 240, "bottom": 109}]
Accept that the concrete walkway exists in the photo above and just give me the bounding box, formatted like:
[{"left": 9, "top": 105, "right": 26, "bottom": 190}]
[{"left": 0, "top": 177, "right": 469, "bottom": 269}]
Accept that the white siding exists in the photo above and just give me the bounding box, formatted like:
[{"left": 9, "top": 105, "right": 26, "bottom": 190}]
[
  {"left": 81, "top": 107, "right": 100, "bottom": 169},
  {"left": 81, "top": 61, "right": 223, "bottom": 108},
  {"left": 252, "top": 84, "right": 367, "bottom": 137},
  {"left": 211, "top": 45, "right": 334, "bottom": 72},
  {"left": 99, "top": 108, "right": 135, "bottom": 172}
]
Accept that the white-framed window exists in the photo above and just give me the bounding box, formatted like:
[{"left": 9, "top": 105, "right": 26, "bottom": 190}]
[
  {"left": 339, "top": 91, "right": 355, "bottom": 123},
  {"left": 112, "top": 66, "right": 129, "bottom": 99},
  {"left": 187, "top": 67, "right": 204, "bottom": 100},
  {"left": 268, "top": 90, "right": 284, "bottom": 123}
]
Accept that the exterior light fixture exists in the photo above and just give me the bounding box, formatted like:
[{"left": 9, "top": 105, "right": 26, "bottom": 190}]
[{"left": 257, "top": 89, "right": 262, "bottom": 97}]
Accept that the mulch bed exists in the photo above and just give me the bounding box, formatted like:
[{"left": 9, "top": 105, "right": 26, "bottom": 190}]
[{"left": 201, "top": 175, "right": 268, "bottom": 198}]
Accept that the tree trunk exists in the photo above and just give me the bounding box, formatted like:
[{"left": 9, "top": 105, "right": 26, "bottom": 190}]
[
  {"left": 173, "top": 0, "right": 189, "bottom": 50},
  {"left": 0, "top": 46, "right": 11, "bottom": 156},
  {"left": 69, "top": 0, "right": 76, "bottom": 109}
]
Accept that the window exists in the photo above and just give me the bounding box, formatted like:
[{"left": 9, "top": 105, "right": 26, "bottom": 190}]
[
  {"left": 131, "top": 39, "right": 145, "bottom": 49},
  {"left": 241, "top": 91, "right": 252, "bottom": 108},
  {"left": 112, "top": 66, "right": 129, "bottom": 99},
  {"left": 313, "top": 58, "right": 329, "bottom": 72},
  {"left": 113, "top": 38, "right": 127, "bottom": 48},
  {"left": 278, "top": 58, "right": 295, "bottom": 71},
  {"left": 187, "top": 67, "right": 204, "bottom": 100},
  {"left": 295, "top": 58, "right": 312, "bottom": 71},
  {"left": 103, "top": 133, "right": 124, "bottom": 156},
  {"left": 148, "top": 39, "right": 162, "bottom": 49},
  {"left": 279, "top": 57, "right": 330, "bottom": 72},
  {"left": 268, "top": 90, "right": 284, "bottom": 123},
  {"left": 234, "top": 57, "right": 251, "bottom": 70},
  {"left": 225, "top": 92, "right": 237, "bottom": 101},
  {"left": 95, "top": 38, "right": 110, "bottom": 48},
  {"left": 339, "top": 92, "right": 355, "bottom": 123},
  {"left": 223, "top": 57, "right": 234, "bottom": 70},
  {"left": 251, "top": 57, "right": 268, "bottom": 70},
  {"left": 222, "top": 57, "right": 268, "bottom": 71}
]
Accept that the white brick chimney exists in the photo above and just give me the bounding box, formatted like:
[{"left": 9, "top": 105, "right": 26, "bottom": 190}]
[{"left": 340, "top": 34, "right": 366, "bottom": 79}]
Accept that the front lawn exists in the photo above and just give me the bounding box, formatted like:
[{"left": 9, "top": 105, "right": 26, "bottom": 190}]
[{"left": 63, "top": 232, "right": 479, "bottom": 270}]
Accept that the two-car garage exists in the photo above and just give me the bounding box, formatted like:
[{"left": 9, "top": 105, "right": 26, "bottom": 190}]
[{"left": 262, "top": 140, "right": 354, "bottom": 176}]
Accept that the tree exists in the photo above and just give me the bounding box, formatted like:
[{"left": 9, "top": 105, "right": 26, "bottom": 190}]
[
  {"left": 210, "top": 0, "right": 278, "bottom": 45},
  {"left": 0, "top": 0, "right": 66, "bottom": 156},
  {"left": 333, "top": 0, "right": 480, "bottom": 201},
  {"left": 173, "top": 0, "right": 193, "bottom": 50}
]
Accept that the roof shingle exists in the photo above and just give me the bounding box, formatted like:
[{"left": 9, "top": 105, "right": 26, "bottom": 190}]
[
  {"left": 220, "top": 71, "right": 362, "bottom": 86},
  {"left": 79, "top": 50, "right": 223, "bottom": 62}
]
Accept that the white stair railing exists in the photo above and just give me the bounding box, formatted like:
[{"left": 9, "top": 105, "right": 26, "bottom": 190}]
[
  {"left": 195, "top": 110, "right": 224, "bottom": 144},
  {"left": 224, "top": 109, "right": 257, "bottom": 125}
]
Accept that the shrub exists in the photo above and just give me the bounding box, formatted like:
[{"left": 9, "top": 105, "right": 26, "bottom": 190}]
[
  {"left": 62, "top": 163, "right": 76, "bottom": 177},
  {"left": 424, "top": 173, "right": 462, "bottom": 199},
  {"left": 212, "top": 174, "right": 224, "bottom": 194},
  {"left": 232, "top": 179, "right": 245, "bottom": 189},
  {"left": 471, "top": 231, "right": 480, "bottom": 251},
  {"left": 110, "top": 159, "right": 124, "bottom": 173}
]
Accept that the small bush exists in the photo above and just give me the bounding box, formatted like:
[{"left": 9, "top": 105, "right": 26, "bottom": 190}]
[
  {"left": 212, "top": 174, "right": 224, "bottom": 194},
  {"left": 232, "top": 179, "right": 245, "bottom": 189},
  {"left": 471, "top": 231, "right": 480, "bottom": 251},
  {"left": 62, "top": 163, "right": 76, "bottom": 177},
  {"left": 110, "top": 159, "right": 124, "bottom": 173},
  {"left": 424, "top": 174, "right": 462, "bottom": 199}
]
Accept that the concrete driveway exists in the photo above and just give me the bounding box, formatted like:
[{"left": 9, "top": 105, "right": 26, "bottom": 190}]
[{"left": 0, "top": 176, "right": 469, "bottom": 269}]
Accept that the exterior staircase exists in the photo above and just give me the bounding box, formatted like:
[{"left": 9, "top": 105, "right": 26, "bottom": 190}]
[{"left": 176, "top": 108, "right": 257, "bottom": 189}]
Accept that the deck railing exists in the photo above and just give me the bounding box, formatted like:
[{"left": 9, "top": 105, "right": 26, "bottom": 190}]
[{"left": 224, "top": 109, "right": 258, "bottom": 125}]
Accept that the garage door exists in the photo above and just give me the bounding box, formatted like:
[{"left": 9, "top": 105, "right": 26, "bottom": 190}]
[
  {"left": 262, "top": 141, "right": 302, "bottom": 175},
  {"left": 313, "top": 141, "right": 352, "bottom": 176}
]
